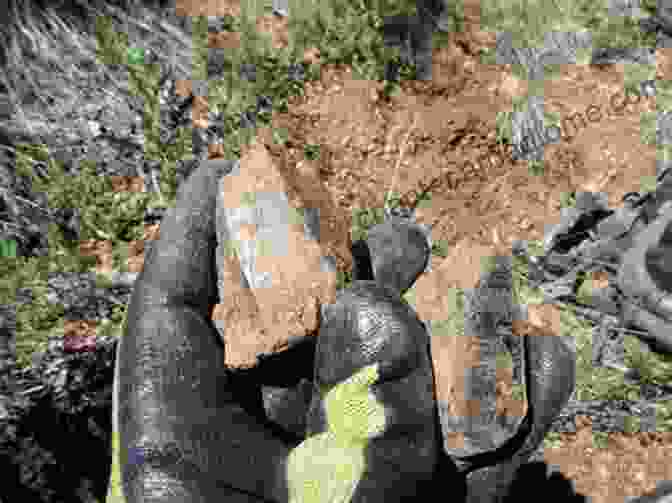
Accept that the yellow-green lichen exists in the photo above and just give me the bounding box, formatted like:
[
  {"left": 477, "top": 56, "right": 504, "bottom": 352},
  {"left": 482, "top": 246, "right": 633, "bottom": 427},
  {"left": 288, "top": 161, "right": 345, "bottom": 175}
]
[{"left": 286, "top": 363, "right": 386, "bottom": 503}]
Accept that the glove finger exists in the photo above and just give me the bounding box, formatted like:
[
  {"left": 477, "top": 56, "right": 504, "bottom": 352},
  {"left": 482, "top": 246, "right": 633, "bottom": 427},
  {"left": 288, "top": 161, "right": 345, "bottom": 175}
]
[
  {"left": 137, "top": 158, "right": 237, "bottom": 316},
  {"left": 118, "top": 304, "right": 291, "bottom": 503},
  {"left": 116, "top": 159, "right": 293, "bottom": 503}
]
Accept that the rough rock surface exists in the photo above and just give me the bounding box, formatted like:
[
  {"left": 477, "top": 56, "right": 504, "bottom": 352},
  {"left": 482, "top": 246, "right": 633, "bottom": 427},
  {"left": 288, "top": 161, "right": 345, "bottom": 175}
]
[
  {"left": 212, "top": 139, "right": 353, "bottom": 368},
  {"left": 411, "top": 238, "right": 526, "bottom": 454}
]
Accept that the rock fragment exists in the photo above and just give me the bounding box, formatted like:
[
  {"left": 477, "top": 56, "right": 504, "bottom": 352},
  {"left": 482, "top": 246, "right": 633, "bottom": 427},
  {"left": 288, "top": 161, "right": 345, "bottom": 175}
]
[{"left": 212, "top": 138, "right": 352, "bottom": 368}]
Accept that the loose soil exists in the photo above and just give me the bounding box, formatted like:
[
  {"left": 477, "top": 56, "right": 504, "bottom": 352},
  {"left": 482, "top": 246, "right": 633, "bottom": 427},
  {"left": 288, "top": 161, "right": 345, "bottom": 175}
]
[{"left": 121, "top": 0, "right": 672, "bottom": 501}]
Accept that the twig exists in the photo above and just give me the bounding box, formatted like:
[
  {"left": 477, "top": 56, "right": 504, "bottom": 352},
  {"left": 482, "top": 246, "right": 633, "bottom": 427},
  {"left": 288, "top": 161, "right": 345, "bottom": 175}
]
[
  {"left": 18, "top": 385, "right": 46, "bottom": 396},
  {"left": 11, "top": 194, "right": 51, "bottom": 214},
  {"left": 150, "top": 165, "right": 167, "bottom": 207},
  {"left": 0, "top": 220, "right": 22, "bottom": 231},
  {"left": 384, "top": 115, "right": 417, "bottom": 213}
]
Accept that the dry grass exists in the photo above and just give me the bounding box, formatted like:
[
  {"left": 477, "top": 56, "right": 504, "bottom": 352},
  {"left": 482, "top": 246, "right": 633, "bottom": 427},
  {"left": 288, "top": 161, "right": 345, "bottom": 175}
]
[{"left": 0, "top": 0, "right": 194, "bottom": 146}]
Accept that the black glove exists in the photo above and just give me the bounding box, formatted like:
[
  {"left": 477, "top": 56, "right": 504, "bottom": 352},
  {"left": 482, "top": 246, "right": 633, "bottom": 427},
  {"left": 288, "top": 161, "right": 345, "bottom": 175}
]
[
  {"left": 113, "top": 157, "right": 672, "bottom": 503},
  {"left": 115, "top": 159, "right": 316, "bottom": 503}
]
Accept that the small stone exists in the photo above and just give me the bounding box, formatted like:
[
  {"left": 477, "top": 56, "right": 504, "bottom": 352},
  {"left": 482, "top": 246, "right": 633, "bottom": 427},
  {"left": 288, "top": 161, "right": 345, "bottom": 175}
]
[
  {"left": 640, "top": 79, "right": 656, "bottom": 98},
  {"left": 272, "top": 0, "right": 289, "bottom": 17},
  {"left": 239, "top": 62, "right": 257, "bottom": 82}
]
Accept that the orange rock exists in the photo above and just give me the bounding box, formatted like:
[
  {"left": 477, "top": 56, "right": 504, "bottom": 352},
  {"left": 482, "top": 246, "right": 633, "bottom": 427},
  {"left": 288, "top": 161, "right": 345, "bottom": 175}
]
[
  {"left": 412, "top": 236, "right": 507, "bottom": 323},
  {"left": 213, "top": 138, "right": 352, "bottom": 368}
]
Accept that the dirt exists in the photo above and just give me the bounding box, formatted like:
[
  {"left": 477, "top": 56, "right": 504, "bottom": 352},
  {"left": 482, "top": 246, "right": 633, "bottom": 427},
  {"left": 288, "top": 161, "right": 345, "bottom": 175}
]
[
  {"left": 116, "top": 0, "right": 671, "bottom": 499},
  {"left": 541, "top": 417, "right": 672, "bottom": 503}
]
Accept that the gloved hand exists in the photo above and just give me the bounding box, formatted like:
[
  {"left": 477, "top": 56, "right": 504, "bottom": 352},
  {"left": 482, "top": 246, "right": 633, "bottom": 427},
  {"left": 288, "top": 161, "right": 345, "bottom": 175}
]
[
  {"left": 112, "top": 159, "right": 438, "bottom": 503},
  {"left": 113, "top": 158, "right": 319, "bottom": 503},
  {"left": 287, "top": 215, "right": 439, "bottom": 503},
  {"left": 111, "top": 156, "right": 672, "bottom": 503}
]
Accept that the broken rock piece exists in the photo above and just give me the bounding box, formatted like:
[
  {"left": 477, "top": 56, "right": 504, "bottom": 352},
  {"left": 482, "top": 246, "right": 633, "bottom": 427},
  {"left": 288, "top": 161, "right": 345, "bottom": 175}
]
[
  {"left": 407, "top": 236, "right": 525, "bottom": 455},
  {"left": 212, "top": 138, "right": 352, "bottom": 369}
]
